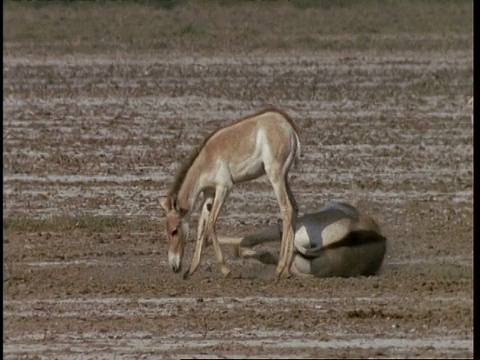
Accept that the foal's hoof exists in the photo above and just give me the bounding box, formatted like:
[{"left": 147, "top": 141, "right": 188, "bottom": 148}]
[
  {"left": 275, "top": 266, "right": 284, "bottom": 278},
  {"left": 183, "top": 269, "right": 191, "bottom": 280},
  {"left": 275, "top": 265, "right": 292, "bottom": 281}
]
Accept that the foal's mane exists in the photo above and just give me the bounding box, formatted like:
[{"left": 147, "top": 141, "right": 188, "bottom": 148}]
[{"left": 168, "top": 107, "right": 300, "bottom": 197}]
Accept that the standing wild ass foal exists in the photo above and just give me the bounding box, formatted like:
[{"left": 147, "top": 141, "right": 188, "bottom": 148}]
[{"left": 161, "top": 108, "right": 300, "bottom": 279}]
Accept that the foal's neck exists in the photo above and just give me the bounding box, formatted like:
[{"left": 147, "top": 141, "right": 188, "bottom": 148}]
[{"left": 176, "top": 160, "right": 203, "bottom": 214}]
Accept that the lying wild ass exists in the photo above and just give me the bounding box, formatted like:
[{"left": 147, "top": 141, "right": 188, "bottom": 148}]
[
  {"left": 161, "top": 108, "right": 300, "bottom": 279},
  {"left": 218, "top": 202, "right": 387, "bottom": 277}
]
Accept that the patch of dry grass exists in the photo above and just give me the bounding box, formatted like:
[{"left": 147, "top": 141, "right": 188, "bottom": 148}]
[
  {"left": 4, "top": 215, "right": 159, "bottom": 233},
  {"left": 3, "top": 0, "right": 473, "bottom": 56}
]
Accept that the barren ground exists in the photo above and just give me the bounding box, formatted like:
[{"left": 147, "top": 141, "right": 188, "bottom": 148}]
[{"left": 3, "top": 2, "right": 473, "bottom": 359}]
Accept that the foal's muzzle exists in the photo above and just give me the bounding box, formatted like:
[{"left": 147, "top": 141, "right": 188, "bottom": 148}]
[
  {"left": 168, "top": 251, "right": 182, "bottom": 273},
  {"left": 171, "top": 263, "right": 182, "bottom": 273}
]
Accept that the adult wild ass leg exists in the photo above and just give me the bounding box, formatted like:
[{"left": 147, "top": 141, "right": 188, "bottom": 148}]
[
  {"left": 219, "top": 221, "right": 282, "bottom": 265},
  {"left": 160, "top": 108, "right": 300, "bottom": 280}
]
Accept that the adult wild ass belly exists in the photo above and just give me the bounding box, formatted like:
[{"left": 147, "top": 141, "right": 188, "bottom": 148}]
[{"left": 219, "top": 202, "right": 387, "bottom": 277}]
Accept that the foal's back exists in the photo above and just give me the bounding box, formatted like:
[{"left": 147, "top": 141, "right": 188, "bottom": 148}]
[{"left": 197, "top": 109, "right": 300, "bottom": 184}]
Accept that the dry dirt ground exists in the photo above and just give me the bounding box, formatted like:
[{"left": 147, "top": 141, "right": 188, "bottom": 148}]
[{"left": 3, "top": 3, "right": 473, "bottom": 359}]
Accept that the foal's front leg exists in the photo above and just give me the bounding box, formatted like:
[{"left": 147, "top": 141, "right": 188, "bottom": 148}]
[
  {"left": 207, "top": 186, "right": 231, "bottom": 278},
  {"left": 183, "top": 198, "right": 211, "bottom": 280},
  {"left": 183, "top": 188, "right": 231, "bottom": 279}
]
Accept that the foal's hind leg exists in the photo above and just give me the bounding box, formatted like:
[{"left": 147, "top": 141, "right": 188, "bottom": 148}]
[
  {"left": 268, "top": 173, "right": 297, "bottom": 279},
  {"left": 286, "top": 180, "right": 299, "bottom": 214},
  {"left": 283, "top": 177, "right": 298, "bottom": 273}
]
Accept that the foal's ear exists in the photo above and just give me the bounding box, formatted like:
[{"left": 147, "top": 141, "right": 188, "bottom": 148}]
[{"left": 160, "top": 196, "right": 171, "bottom": 212}]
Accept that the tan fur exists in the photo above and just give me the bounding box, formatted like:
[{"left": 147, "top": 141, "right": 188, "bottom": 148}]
[
  {"left": 169, "top": 107, "right": 299, "bottom": 199},
  {"left": 161, "top": 108, "right": 300, "bottom": 279}
]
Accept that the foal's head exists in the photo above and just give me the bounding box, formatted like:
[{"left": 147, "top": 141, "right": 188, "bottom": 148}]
[{"left": 160, "top": 195, "right": 189, "bottom": 273}]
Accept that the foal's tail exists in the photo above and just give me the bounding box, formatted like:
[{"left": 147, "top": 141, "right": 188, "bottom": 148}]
[{"left": 293, "top": 129, "right": 302, "bottom": 169}]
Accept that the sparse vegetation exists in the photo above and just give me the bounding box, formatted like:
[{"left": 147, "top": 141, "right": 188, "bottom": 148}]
[
  {"left": 3, "top": 0, "right": 473, "bottom": 56},
  {"left": 4, "top": 215, "right": 159, "bottom": 233},
  {"left": 3, "top": 2, "right": 472, "bottom": 357}
]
